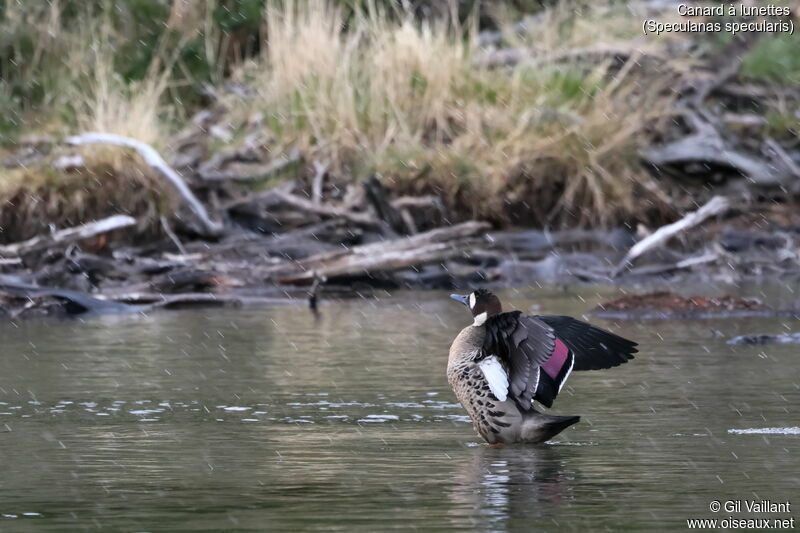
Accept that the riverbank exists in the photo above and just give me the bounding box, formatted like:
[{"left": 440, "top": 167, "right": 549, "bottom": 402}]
[
  {"left": 1, "top": 190, "right": 799, "bottom": 319},
  {"left": 1, "top": 1, "right": 799, "bottom": 317}
]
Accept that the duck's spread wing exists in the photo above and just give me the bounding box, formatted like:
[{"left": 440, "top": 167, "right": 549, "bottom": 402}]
[
  {"left": 481, "top": 311, "right": 556, "bottom": 411},
  {"left": 535, "top": 315, "right": 638, "bottom": 371},
  {"left": 481, "top": 313, "right": 638, "bottom": 410}
]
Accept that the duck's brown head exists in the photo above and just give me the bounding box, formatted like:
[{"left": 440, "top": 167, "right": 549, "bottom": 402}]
[{"left": 450, "top": 289, "right": 502, "bottom": 326}]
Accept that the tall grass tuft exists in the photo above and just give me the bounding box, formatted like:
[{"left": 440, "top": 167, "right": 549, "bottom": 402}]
[
  {"left": 1, "top": 0, "right": 682, "bottom": 231},
  {"left": 223, "top": 1, "right": 675, "bottom": 226}
]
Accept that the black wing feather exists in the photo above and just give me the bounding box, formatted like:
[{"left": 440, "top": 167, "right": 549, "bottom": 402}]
[
  {"left": 536, "top": 315, "right": 637, "bottom": 371},
  {"left": 483, "top": 311, "right": 555, "bottom": 411}
]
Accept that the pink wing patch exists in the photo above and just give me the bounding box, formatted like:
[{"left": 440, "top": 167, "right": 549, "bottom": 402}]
[{"left": 542, "top": 338, "right": 569, "bottom": 380}]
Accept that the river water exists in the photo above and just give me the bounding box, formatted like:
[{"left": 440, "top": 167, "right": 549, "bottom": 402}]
[{"left": 1, "top": 287, "right": 797, "bottom": 531}]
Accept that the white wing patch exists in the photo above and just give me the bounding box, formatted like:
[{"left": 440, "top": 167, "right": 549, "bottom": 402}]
[
  {"left": 558, "top": 353, "right": 575, "bottom": 393},
  {"left": 478, "top": 356, "right": 509, "bottom": 402},
  {"left": 531, "top": 366, "right": 541, "bottom": 398}
]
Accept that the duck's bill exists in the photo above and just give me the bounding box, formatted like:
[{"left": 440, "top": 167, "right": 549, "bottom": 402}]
[{"left": 449, "top": 294, "right": 469, "bottom": 306}]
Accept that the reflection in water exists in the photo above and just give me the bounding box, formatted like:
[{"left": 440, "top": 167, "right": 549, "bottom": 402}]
[{"left": 449, "top": 445, "right": 572, "bottom": 532}]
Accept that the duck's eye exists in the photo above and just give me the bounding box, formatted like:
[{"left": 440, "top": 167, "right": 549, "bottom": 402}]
[{"left": 469, "top": 293, "right": 476, "bottom": 309}]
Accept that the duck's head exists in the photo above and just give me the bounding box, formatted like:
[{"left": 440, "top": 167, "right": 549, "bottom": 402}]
[{"left": 450, "top": 289, "right": 502, "bottom": 326}]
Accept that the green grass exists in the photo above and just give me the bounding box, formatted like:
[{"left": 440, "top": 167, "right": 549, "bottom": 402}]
[
  {"left": 740, "top": 34, "right": 800, "bottom": 85},
  {"left": 765, "top": 110, "right": 800, "bottom": 142}
]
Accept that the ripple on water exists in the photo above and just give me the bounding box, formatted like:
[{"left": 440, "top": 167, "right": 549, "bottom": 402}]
[
  {"left": 3, "top": 512, "right": 43, "bottom": 519},
  {"left": 728, "top": 427, "right": 800, "bottom": 435},
  {"left": 129, "top": 409, "right": 163, "bottom": 416},
  {"left": 2, "top": 395, "right": 473, "bottom": 428},
  {"left": 433, "top": 414, "right": 471, "bottom": 423},
  {"left": 358, "top": 414, "right": 400, "bottom": 423}
]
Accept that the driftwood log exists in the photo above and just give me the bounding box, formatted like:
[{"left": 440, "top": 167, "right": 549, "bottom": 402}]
[
  {"left": 198, "top": 148, "right": 302, "bottom": 182},
  {"left": 644, "top": 127, "right": 788, "bottom": 186},
  {"left": 66, "top": 133, "right": 224, "bottom": 238},
  {"left": 0, "top": 280, "right": 291, "bottom": 318},
  {"left": 274, "top": 221, "right": 490, "bottom": 284},
  {"left": 0, "top": 277, "right": 134, "bottom": 316},
  {"left": 613, "top": 196, "right": 730, "bottom": 276},
  {"left": 268, "top": 189, "right": 376, "bottom": 227},
  {"left": 0, "top": 215, "right": 136, "bottom": 257}
]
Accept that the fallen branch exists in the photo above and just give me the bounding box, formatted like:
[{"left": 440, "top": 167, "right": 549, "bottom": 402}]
[
  {"left": 0, "top": 278, "right": 134, "bottom": 316},
  {"left": 613, "top": 196, "right": 730, "bottom": 276},
  {"left": 764, "top": 138, "right": 800, "bottom": 182},
  {"left": 199, "top": 148, "right": 302, "bottom": 181},
  {"left": 675, "top": 251, "right": 720, "bottom": 269},
  {"left": 105, "top": 291, "right": 293, "bottom": 309},
  {"left": 0, "top": 215, "right": 136, "bottom": 257},
  {"left": 160, "top": 216, "right": 187, "bottom": 255},
  {"left": 391, "top": 195, "right": 445, "bottom": 211},
  {"left": 643, "top": 110, "right": 792, "bottom": 186},
  {"left": 221, "top": 180, "right": 296, "bottom": 211},
  {"left": 622, "top": 251, "right": 720, "bottom": 278},
  {"left": 363, "top": 175, "right": 410, "bottom": 235},
  {"left": 111, "top": 292, "right": 240, "bottom": 309},
  {"left": 274, "top": 221, "right": 490, "bottom": 284},
  {"left": 269, "top": 190, "right": 377, "bottom": 227},
  {"left": 66, "top": 132, "right": 223, "bottom": 238},
  {"left": 311, "top": 160, "right": 328, "bottom": 205},
  {"left": 645, "top": 133, "right": 784, "bottom": 185}
]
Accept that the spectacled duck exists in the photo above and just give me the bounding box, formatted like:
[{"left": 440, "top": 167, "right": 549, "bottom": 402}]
[{"left": 448, "top": 289, "right": 637, "bottom": 444}]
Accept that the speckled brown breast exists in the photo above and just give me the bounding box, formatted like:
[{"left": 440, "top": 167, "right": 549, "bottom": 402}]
[{"left": 447, "top": 325, "right": 523, "bottom": 444}]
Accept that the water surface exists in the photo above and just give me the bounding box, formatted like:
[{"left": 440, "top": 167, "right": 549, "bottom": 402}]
[{"left": 1, "top": 288, "right": 798, "bottom": 531}]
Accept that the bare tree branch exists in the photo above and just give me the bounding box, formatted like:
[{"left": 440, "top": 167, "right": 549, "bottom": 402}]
[
  {"left": 66, "top": 132, "right": 224, "bottom": 238},
  {"left": 0, "top": 215, "right": 137, "bottom": 257},
  {"left": 613, "top": 196, "right": 731, "bottom": 276}
]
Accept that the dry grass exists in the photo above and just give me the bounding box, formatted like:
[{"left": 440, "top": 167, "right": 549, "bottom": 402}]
[
  {"left": 60, "top": 14, "right": 174, "bottom": 147},
  {"left": 74, "top": 51, "right": 171, "bottom": 148},
  {"left": 226, "top": 1, "right": 681, "bottom": 226},
  {"left": 0, "top": 151, "right": 173, "bottom": 244},
  {"left": 0, "top": 3, "right": 173, "bottom": 145},
  {"left": 1, "top": 0, "right": 688, "bottom": 236},
  {"left": 0, "top": 4, "right": 178, "bottom": 242}
]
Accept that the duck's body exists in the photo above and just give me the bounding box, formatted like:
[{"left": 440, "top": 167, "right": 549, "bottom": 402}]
[
  {"left": 447, "top": 290, "right": 637, "bottom": 444},
  {"left": 447, "top": 324, "right": 580, "bottom": 444}
]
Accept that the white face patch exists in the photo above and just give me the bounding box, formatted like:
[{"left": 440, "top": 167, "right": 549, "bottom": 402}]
[
  {"left": 468, "top": 293, "right": 476, "bottom": 309},
  {"left": 472, "top": 311, "right": 488, "bottom": 326},
  {"left": 478, "top": 356, "right": 508, "bottom": 402}
]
